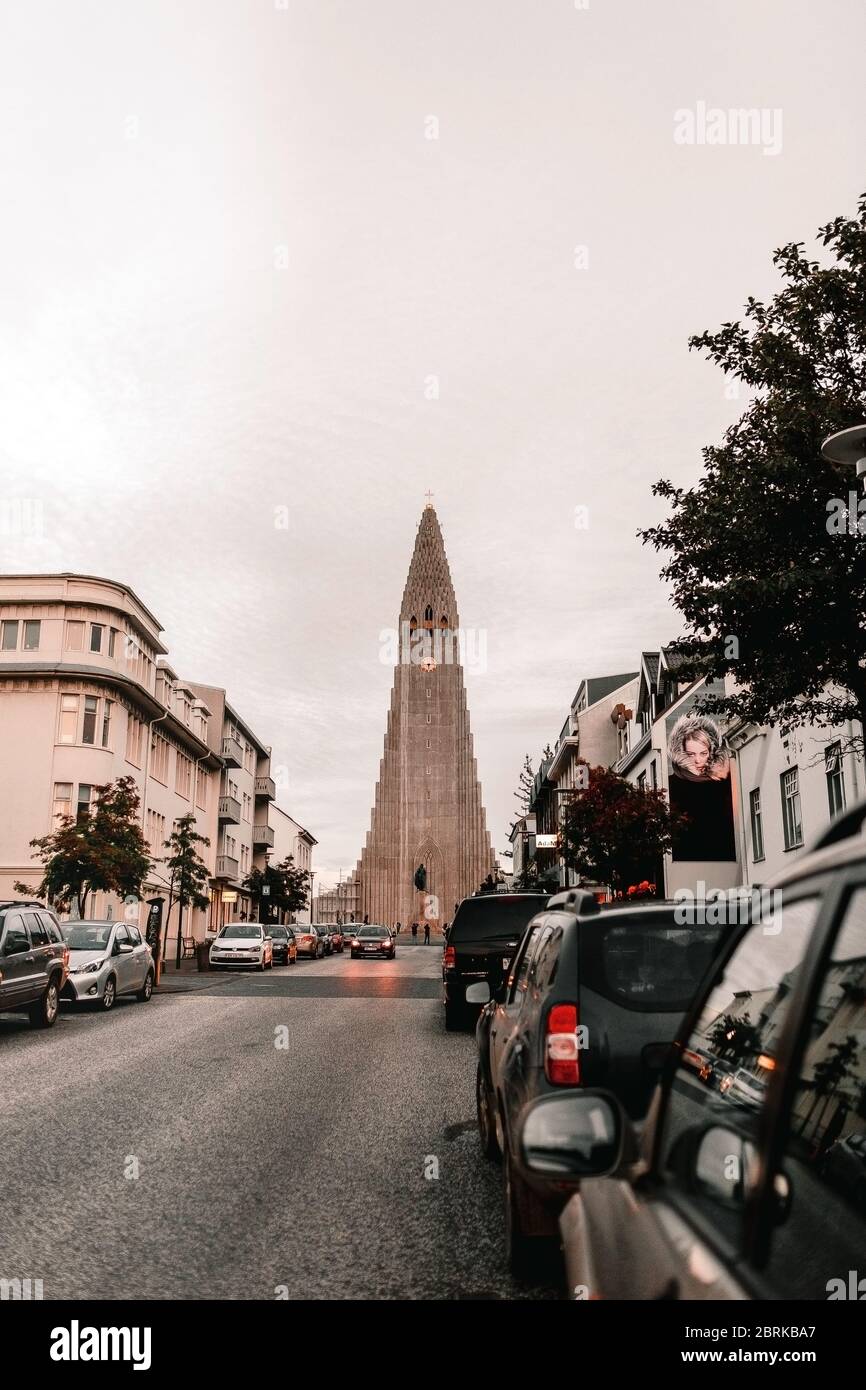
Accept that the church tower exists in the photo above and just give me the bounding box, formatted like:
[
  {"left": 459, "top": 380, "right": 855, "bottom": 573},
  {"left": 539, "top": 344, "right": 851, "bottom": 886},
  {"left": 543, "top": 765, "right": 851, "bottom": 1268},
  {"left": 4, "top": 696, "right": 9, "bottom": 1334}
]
[{"left": 352, "top": 503, "right": 495, "bottom": 931}]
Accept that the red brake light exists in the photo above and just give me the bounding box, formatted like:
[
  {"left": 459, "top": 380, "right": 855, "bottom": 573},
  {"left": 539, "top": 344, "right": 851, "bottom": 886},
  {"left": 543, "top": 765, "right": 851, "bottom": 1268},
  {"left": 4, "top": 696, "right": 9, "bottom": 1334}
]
[
  {"left": 545, "top": 1003, "right": 579, "bottom": 1086},
  {"left": 444, "top": 945, "right": 456, "bottom": 968}
]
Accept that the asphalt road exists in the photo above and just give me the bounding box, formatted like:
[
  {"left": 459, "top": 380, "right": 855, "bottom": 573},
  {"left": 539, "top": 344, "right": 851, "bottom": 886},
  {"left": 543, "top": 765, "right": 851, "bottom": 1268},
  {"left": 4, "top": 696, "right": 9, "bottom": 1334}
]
[{"left": 0, "top": 945, "right": 561, "bottom": 1301}]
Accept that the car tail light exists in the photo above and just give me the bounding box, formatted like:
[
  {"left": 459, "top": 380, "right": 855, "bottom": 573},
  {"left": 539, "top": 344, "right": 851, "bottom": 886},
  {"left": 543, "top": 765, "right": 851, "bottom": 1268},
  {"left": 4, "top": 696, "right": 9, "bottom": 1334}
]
[
  {"left": 545, "top": 1003, "right": 579, "bottom": 1086},
  {"left": 444, "top": 945, "right": 456, "bottom": 968}
]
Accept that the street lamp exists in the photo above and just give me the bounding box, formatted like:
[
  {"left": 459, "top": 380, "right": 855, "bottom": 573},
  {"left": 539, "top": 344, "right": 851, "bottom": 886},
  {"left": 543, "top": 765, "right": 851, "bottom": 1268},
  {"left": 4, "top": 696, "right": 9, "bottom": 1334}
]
[{"left": 821, "top": 425, "right": 866, "bottom": 486}]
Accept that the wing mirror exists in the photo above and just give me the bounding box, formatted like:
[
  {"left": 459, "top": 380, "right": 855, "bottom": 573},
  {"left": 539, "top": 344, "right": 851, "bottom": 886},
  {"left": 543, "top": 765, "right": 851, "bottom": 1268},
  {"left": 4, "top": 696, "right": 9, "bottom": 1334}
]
[
  {"left": 516, "top": 1091, "right": 624, "bottom": 1183},
  {"left": 465, "top": 982, "right": 491, "bottom": 1005}
]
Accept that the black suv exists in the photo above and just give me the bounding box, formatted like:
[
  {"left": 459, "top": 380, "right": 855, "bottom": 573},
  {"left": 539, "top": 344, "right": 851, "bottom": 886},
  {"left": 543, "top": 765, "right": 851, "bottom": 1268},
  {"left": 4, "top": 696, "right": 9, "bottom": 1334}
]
[
  {"left": 473, "top": 888, "right": 730, "bottom": 1277},
  {"left": 443, "top": 893, "right": 550, "bottom": 1030},
  {"left": 0, "top": 901, "right": 69, "bottom": 1029}
]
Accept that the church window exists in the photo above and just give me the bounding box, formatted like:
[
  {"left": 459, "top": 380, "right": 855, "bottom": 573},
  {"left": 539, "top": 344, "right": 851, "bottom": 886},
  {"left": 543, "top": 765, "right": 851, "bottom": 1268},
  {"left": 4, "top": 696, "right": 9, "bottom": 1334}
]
[
  {"left": 426, "top": 713, "right": 431, "bottom": 724},
  {"left": 440, "top": 615, "right": 448, "bottom": 627},
  {"left": 424, "top": 605, "right": 433, "bottom": 622},
  {"left": 426, "top": 687, "right": 432, "bottom": 699}
]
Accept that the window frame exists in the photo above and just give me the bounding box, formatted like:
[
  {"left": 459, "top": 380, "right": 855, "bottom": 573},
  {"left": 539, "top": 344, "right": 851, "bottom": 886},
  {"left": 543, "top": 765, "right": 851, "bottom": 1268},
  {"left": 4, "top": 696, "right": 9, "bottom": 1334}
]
[
  {"left": 780, "top": 766, "right": 803, "bottom": 851},
  {"left": 1, "top": 618, "right": 19, "bottom": 650},
  {"left": 749, "top": 787, "right": 765, "bottom": 863}
]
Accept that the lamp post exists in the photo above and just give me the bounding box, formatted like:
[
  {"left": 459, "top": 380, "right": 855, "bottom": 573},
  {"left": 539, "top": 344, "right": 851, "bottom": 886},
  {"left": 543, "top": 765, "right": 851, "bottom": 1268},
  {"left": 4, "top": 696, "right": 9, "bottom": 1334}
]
[{"left": 822, "top": 424, "right": 866, "bottom": 488}]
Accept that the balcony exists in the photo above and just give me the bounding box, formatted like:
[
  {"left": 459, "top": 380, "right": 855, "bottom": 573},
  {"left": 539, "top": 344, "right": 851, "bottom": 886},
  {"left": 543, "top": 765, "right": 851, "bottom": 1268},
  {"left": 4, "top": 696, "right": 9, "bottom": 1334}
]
[
  {"left": 215, "top": 855, "right": 240, "bottom": 881},
  {"left": 222, "top": 734, "right": 243, "bottom": 767},
  {"left": 252, "top": 824, "right": 275, "bottom": 849},
  {"left": 255, "top": 775, "right": 276, "bottom": 801},
  {"left": 218, "top": 795, "right": 241, "bottom": 825}
]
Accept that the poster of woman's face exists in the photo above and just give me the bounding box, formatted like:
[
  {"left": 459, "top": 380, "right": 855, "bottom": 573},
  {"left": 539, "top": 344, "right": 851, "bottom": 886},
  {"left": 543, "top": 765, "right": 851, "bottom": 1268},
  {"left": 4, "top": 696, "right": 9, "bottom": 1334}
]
[{"left": 666, "top": 693, "right": 736, "bottom": 863}]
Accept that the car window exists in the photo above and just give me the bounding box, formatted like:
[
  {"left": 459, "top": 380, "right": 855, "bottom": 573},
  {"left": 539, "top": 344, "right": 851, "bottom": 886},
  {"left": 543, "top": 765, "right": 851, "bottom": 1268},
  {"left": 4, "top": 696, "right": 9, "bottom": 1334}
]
[
  {"left": 39, "top": 912, "right": 63, "bottom": 943},
  {"left": 127, "top": 925, "right": 142, "bottom": 945},
  {"left": 532, "top": 921, "right": 564, "bottom": 993},
  {"left": 764, "top": 884, "right": 866, "bottom": 1298},
  {"left": 24, "top": 912, "right": 49, "bottom": 945},
  {"left": 450, "top": 897, "right": 549, "bottom": 943},
  {"left": 508, "top": 921, "right": 546, "bottom": 1002},
  {"left": 659, "top": 894, "right": 820, "bottom": 1249},
  {"left": 114, "top": 924, "right": 130, "bottom": 946},
  {"left": 527, "top": 925, "right": 554, "bottom": 987},
  {"left": 2, "top": 912, "right": 30, "bottom": 953}
]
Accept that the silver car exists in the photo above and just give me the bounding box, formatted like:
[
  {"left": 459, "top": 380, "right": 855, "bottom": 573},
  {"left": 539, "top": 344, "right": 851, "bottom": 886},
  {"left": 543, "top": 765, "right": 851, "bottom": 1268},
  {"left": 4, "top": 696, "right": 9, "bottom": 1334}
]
[{"left": 61, "top": 920, "right": 155, "bottom": 1010}]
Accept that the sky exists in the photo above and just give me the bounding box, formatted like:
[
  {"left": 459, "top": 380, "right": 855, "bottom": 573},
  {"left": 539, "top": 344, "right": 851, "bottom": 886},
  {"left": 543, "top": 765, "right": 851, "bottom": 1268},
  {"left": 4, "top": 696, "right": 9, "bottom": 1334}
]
[{"left": 1, "top": 0, "right": 864, "bottom": 888}]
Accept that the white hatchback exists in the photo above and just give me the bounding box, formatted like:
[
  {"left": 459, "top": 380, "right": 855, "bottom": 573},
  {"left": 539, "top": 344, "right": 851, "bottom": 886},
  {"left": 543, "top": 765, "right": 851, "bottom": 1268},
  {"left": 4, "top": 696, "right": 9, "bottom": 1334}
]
[{"left": 209, "top": 923, "right": 273, "bottom": 971}]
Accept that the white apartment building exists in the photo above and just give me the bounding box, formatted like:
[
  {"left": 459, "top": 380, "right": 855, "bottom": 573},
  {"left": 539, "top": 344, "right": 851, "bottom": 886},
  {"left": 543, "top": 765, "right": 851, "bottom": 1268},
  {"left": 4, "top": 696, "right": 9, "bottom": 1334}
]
[
  {"left": 270, "top": 804, "right": 317, "bottom": 923},
  {"left": 0, "top": 575, "right": 221, "bottom": 940},
  {"left": 0, "top": 574, "right": 317, "bottom": 954}
]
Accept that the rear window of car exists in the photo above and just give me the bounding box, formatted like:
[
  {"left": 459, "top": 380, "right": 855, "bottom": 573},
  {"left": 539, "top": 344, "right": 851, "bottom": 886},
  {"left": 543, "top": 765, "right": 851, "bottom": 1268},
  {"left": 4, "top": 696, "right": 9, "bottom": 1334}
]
[
  {"left": 598, "top": 920, "right": 721, "bottom": 1012},
  {"left": 449, "top": 896, "right": 549, "bottom": 943},
  {"left": 39, "top": 912, "right": 63, "bottom": 943},
  {"left": 357, "top": 927, "right": 388, "bottom": 937}
]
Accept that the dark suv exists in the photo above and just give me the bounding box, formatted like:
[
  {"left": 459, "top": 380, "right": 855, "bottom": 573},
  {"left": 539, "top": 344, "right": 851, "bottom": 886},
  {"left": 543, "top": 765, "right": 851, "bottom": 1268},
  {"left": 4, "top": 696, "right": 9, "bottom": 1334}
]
[
  {"left": 473, "top": 888, "right": 730, "bottom": 1277},
  {"left": 443, "top": 893, "right": 550, "bottom": 1031},
  {"left": 0, "top": 901, "right": 69, "bottom": 1029}
]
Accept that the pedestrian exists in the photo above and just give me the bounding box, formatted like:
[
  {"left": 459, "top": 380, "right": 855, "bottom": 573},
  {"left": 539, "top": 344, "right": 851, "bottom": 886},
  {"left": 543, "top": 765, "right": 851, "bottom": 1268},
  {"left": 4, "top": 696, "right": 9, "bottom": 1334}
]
[
  {"left": 395, "top": 920, "right": 401, "bottom": 935},
  {"left": 411, "top": 921, "right": 418, "bottom": 941},
  {"left": 423, "top": 920, "right": 430, "bottom": 944}
]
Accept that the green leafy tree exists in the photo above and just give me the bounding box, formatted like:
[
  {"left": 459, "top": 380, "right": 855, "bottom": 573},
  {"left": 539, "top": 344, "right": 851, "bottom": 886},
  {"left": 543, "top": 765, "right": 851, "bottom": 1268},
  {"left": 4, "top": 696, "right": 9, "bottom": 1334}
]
[
  {"left": 163, "top": 815, "right": 211, "bottom": 968},
  {"left": 799, "top": 1034, "right": 859, "bottom": 1138},
  {"left": 640, "top": 193, "right": 866, "bottom": 741},
  {"left": 15, "top": 776, "right": 150, "bottom": 918},
  {"left": 243, "top": 855, "right": 310, "bottom": 924},
  {"left": 559, "top": 762, "right": 682, "bottom": 894}
]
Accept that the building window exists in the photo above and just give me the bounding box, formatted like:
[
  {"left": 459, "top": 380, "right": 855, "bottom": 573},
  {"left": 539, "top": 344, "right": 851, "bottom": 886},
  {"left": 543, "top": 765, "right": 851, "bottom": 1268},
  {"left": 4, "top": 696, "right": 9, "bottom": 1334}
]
[
  {"left": 1, "top": 619, "right": 18, "bottom": 650},
  {"left": 76, "top": 784, "right": 93, "bottom": 824},
  {"left": 242, "top": 792, "right": 252, "bottom": 822},
  {"left": 749, "top": 788, "right": 765, "bottom": 862},
  {"left": 176, "top": 751, "right": 192, "bottom": 799},
  {"left": 59, "top": 694, "right": 79, "bottom": 744},
  {"left": 424, "top": 605, "right": 433, "bottom": 622},
  {"left": 151, "top": 731, "right": 169, "bottom": 784},
  {"left": 195, "top": 765, "right": 208, "bottom": 811},
  {"left": 637, "top": 771, "right": 647, "bottom": 792},
  {"left": 23, "top": 620, "right": 41, "bottom": 650},
  {"left": 90, "top": 623, "right": 104, "bottom": 653},
  {"left": 81, "top": 695, "right": 99, "bottom": 745},
  {"left": 825, "top": 742, "right": 846, "bottom": 819},
  {"left": 66, "top": 620, "right": 85, "bottom": 651},
  {"left": 53, "top": 782, "right": 72, "bottom": 820},
  {"left": 125, "top": 713, "right": 143, "bottom": 767},
  {"left": 108, "top": 627, "right": 117, "bottom": 657},
  {"left": 781, "top": 768, "right": 803, "bottom": 851},
  {"left": 102, "top": 699, "right": 112, "bottom": 748}
]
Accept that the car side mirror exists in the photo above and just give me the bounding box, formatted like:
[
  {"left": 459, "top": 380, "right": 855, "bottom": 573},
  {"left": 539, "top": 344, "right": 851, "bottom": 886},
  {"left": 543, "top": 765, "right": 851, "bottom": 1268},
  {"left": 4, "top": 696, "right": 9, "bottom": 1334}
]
[
  {"left": 465, "top": 981, "right": 491, "bottom": 1005},
  {"left": 691, "top": 1125, "right": 759, "bottom": 1210},
  {"left": 516, "top": 1091, "right": 624, "bottom": 1183},
  {"left": 117, "top": 943, "right": 135, "bottom": 955}
]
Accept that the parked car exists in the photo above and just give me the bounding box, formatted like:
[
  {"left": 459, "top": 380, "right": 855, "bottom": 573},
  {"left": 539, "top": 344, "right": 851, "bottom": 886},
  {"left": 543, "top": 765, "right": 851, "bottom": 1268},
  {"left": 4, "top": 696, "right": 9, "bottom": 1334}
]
[
  {"left": 443, "top": 892, "right": 549, "bottom": 1031},
  {"left": 316, "top": 925, "right": 334, "bottom": 956},
  {"left": 209, "top": 923, "right": 273, "bottom": 970},
  {"left": 350, "top": 925, "right": 396, "bottom": 959},
  {"left": 293, "top": 926, "right": 324, "bottom": 960},
  {"left": 472, "top": 888, "right": 727, "bottom": 1277},
  {"left": 61, "top": 920, "right": 155, "bottom": 1009},
  {"left": 0, "top": 901, "right": 69, "bottom": 1028},
  {"left": 719, "top": 1066, "right": 768, "bottom": 1110},
  {"left": 329, "top": 925, "right": 345, "bottom": 954},
  {"left": 821, "top": 1133, "right": 866, "bottom": 1211},
  {"left": 512, "top": 800, "right": 866, "bottom": 1300},
  {"left": 267, "top": 925, "right": 297, "bottom": 965}
]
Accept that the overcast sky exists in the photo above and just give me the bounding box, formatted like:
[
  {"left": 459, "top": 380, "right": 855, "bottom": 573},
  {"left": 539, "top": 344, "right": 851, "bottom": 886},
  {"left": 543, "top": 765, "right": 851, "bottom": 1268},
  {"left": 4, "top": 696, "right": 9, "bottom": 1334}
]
[{"left": 2, "top": 1, "right": 864, "bottom": 887}]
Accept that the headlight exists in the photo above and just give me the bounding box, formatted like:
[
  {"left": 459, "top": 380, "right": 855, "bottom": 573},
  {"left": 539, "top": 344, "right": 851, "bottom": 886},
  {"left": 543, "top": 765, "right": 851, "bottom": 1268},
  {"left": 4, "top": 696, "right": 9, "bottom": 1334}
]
[{"left": 84, "top": 959, "right": 106, "bottom": 974}]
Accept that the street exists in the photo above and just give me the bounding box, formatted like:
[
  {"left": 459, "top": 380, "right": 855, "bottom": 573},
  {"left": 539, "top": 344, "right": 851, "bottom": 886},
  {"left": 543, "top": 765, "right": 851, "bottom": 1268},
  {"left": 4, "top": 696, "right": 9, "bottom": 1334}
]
[{"left": 0, "top": 946, "right": 559, "bottom": 1301}]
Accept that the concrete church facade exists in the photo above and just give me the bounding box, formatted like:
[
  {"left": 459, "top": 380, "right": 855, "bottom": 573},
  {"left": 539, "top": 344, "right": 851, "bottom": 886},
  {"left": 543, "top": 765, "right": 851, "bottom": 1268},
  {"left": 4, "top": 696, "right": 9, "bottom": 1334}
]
[{"left": 351, "top": 504, "right": 494, "bottom": 932}]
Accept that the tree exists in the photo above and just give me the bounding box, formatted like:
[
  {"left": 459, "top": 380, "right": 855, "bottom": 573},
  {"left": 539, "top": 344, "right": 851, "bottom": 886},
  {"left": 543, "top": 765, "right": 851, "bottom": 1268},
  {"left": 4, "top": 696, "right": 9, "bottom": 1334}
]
[
  {"left": 163, "top": 815, "right": 211, "bottom": 969},
  {"left": 798, "top": 1035, "right": 859, "bottom": 1138},
  {"left": 514, "top": 754, "right": 535, "bottom": 814},
  {"left": 15, "top": 776, "right": 150, "bottom": 918},
  {"left": 707, "top": 1011, "right": 761, "bottom": 1066},
  {"left": 559, "top": 763, "right": 682, "bottom": 895},
  {"left": 640, "top": 192, "right": 866, "bottom": 742},
  {"left": 243, "top": 855, "right": 310, "bottom": 924}
]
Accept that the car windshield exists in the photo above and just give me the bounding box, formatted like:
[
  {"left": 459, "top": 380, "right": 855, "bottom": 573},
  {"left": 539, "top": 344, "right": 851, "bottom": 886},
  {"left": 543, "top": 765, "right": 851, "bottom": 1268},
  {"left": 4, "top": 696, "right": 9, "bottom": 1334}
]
[
  {"left": 62, "top": 923, "right": 114, "bottom": 950},
  {"left": 219, "top": 925, "right": 261, "bottom": 939},
  {"left": 269, "top": 928, "right": 287, "bottom": 939},
  {"left": 357, "top": 926, "right": 388, "bottom": 937},
  {"left": 448, "top": 896, "right": 548, "bottom": 942},
  {"left": 600, "top": 920, "right": 722, "bottom": 1011}
]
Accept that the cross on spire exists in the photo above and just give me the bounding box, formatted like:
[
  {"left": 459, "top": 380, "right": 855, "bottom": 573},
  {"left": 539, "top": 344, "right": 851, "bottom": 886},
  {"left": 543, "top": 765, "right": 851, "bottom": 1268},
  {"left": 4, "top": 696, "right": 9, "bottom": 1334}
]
[{"left": 424, "top": 490, "right": 434, "bottom": 508}]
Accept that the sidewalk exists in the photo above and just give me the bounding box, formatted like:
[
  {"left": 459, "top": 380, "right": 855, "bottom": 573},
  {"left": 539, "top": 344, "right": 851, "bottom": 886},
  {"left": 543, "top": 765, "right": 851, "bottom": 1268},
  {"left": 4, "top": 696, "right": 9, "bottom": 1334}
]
[{"left": 154, "top": 960, "right": 234, "bottom": 994}]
